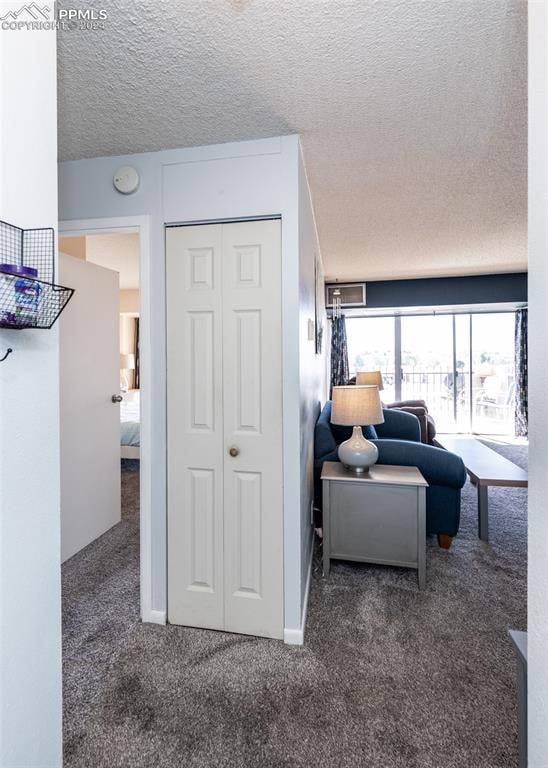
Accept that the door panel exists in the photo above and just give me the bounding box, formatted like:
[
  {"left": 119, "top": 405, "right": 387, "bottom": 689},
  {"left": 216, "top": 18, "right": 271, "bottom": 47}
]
[
  {"left": 167, "top": 225, "right": 224, "bottom": 630},
  {"left": 59, "top": 254, "right": 121, "bottom": 562},
  {"left": 222, "top": 220, "right": 283, "bottom": 638},
  {"left": 471, "top": 313, "right": 515, "bottom": 435},
  {"left": 167, "top": 220, "right": 283, "bottom": 639}
]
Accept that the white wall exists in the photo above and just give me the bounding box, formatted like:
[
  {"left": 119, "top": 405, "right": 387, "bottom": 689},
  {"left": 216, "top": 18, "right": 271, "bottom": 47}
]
[
  {"left": 298, "top": 144, "right": 326, "bottom": 623},
  {"left": 0, "top": 17, "right": 63, "bottom": 768},
  {"left": 527, "top": 3, "right": 548, "bottom": 763},
  {"left": 120, "top": 289, "right": 139, "bottom": 314},
  {"left": 58, "top": 135, "right": 312, "bottom": 633}
]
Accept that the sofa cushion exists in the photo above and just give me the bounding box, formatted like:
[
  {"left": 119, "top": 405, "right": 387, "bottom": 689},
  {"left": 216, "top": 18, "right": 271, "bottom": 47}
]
[{"left": 374, "top": 407, "right": 421, "bottom": 442}]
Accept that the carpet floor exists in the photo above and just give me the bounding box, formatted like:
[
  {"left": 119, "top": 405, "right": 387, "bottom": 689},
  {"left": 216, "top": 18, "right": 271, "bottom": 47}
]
[{"left": 62, "top": 443, "right": 527, "bottom": 768}]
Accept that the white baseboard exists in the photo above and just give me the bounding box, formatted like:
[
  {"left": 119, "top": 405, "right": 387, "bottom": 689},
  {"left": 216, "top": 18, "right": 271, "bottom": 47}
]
[
  {"left": 142, "top": 609, "right": 166, "bottom": 625},
  {"left": 284, "top": 627, "right": 304, "bottom": 645},
  {"left": 284, "top": 539, "right": 313, "bottom": 646}
]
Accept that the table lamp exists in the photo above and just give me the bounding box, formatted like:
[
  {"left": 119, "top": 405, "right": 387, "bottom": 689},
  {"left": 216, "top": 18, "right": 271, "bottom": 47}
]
[
  {"left": 331, "top": 385, "right": 384, "bottom": 473},
  {"left": 120, "top": 353, "right": 135, "bottom": 392},
  {"left": 356, "top": 370, "right": 384, "bottom": 390}
]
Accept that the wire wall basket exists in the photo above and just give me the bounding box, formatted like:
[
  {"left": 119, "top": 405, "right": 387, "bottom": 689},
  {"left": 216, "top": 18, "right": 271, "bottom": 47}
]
[{"left": 0, "top": 220, "right": 74, "bottom": 330}]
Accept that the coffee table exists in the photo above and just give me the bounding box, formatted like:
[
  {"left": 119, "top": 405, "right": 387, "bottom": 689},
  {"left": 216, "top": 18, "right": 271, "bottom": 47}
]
[{"left": 434, "top": 435, "right": 528, "bottom": 542}]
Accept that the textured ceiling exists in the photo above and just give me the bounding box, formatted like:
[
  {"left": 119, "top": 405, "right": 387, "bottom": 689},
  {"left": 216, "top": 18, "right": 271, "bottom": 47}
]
[{"left": 57, "top": 0, "right": 527, "bottom": 281}]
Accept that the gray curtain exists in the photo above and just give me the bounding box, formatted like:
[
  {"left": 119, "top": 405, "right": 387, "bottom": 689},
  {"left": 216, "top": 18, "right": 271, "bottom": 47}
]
[
  {"left": 514, "top": 308, "right": 528, "bottom": 437},
  {"left": 330, "top": 315, "right": 349, "bottom": 391}
]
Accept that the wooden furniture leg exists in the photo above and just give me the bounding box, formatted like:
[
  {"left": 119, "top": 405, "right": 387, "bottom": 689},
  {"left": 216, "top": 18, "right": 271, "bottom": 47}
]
[{"left": 437, "top": 534, "right": 453, "bottom": 550}]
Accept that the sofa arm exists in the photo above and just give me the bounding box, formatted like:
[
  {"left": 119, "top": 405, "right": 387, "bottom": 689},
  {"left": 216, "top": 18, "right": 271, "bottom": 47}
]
[
  {"left": 375, "top": 408, "right": 421, "bottom": 442},
  {"left": 372, "top": 439, "right": 466, "bottom": 489}
]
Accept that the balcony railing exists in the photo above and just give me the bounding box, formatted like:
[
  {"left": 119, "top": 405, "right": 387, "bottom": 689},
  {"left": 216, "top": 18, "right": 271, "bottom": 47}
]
[{"left": 380, "top": 368, "right": 515, "bottom": 434}]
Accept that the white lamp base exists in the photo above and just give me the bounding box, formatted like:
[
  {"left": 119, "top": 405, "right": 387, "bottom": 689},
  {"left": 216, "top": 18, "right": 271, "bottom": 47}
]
[{"left": 338, "top": 425, "right": 379, "bottom": 474}]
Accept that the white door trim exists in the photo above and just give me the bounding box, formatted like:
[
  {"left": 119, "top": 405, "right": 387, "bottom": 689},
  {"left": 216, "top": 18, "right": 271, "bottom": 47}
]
[
  {"left": 283, "top": 541, "right": 313, "bottom": 646},
  {"left": 58, "top": 215, "right": 159, "bottom": 624}
]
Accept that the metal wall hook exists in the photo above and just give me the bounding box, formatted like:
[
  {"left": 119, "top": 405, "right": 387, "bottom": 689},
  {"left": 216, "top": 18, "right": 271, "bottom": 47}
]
[{"left": 0, "top": 348, "right": 13, "bottom": 362}]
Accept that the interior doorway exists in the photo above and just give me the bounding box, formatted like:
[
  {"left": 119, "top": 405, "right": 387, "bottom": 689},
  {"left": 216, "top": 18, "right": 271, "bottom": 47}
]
[
  {"left": 58, "top": 215, "right": 153, "bottom": 620},
  {"left": 59, "top": 230, "right": 141, "bottom": 562}
]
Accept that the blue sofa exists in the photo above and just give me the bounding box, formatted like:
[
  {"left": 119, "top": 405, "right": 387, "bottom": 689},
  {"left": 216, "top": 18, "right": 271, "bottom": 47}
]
[{"left": 314, "top": 401, "right": 467, "bottom": 547}]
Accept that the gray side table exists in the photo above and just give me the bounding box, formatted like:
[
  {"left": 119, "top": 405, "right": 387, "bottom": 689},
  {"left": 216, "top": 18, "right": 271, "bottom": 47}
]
[{"left": 321, "top": 462, "right": 428, "bottom": 587}]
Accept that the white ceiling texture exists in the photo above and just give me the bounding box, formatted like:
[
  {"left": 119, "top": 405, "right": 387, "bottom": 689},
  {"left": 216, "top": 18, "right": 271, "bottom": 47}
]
[{"left": 57, "top": 0, "right": 527, "bottom": 282}]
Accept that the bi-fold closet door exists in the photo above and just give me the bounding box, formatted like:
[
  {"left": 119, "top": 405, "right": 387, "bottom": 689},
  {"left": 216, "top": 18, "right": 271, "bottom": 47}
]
[{"left": 166, "top": 219, "right": 283, "bottom": 640}]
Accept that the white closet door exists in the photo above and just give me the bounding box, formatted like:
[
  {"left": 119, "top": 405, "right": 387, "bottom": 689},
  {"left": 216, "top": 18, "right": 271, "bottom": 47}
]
[
  {"left": 167, "top": 220, "right": 283, "bottom": 639},
  {"left": 221, "top": 220, "right": 283, "bottom": 638},
  {"left": 167, "top": 224, "right": 225, "bottom": 630}
]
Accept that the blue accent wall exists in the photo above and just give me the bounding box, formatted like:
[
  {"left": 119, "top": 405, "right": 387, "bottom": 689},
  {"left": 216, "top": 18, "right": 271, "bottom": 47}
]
[{"left": 332, "top": 273, "right": 527, "bottom": 309}]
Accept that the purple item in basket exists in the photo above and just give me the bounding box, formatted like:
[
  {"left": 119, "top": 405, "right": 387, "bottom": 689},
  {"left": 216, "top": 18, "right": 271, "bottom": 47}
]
[
  {"left": 0, "top": 263, "right": 41, "bottom": 327},
  {"left": 0, "top": 264, "right": 38, "bottom": 277}
]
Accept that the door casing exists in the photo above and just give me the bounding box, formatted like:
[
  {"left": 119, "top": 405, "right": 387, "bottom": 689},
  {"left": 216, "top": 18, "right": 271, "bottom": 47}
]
[{"left": 58, "top": 215, "right": 157, "bottom": 623}]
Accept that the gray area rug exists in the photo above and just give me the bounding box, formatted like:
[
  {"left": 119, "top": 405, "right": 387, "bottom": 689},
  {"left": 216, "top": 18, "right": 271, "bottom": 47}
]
[{"left": 62, "top": 445, "right": 527, "bottom": 767}]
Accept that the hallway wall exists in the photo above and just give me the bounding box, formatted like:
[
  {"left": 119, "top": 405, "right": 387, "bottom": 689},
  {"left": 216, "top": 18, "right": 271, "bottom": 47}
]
[{"left": 0, "top": 15, "right": 63, "bottom": 767}]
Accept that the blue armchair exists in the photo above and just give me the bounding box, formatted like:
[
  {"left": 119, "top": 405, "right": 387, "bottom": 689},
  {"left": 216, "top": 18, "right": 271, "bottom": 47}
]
[{"left": 314, "top": 401, "right": 466, "bottom": 548}]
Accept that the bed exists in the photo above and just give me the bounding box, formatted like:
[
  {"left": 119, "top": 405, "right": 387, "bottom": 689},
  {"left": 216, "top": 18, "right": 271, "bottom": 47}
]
[{"left": 121, "top": 390, "right": 140, "bottom": 459}]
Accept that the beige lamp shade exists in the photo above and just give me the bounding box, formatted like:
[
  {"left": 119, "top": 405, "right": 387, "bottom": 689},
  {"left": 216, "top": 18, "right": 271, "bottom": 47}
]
[
  {"left": 355, "top": 370, "right": 384, "bottom": 390},
  {"left": 120, "top": 353, "right": 135, "bottom": 371},
  {"left": 331, "top": 385, "right": 384, "bottom": 426}
]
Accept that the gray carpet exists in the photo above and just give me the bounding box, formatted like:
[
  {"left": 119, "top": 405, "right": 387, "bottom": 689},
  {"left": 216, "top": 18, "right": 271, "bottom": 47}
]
[{"left": 62, "top": 444, "right": 527, "bottom": 768}]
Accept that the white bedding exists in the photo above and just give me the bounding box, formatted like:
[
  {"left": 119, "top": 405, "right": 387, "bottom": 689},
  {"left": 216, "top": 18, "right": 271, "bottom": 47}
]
[{"left": 121, "top": 393, "right": 140, "bottom": 447}]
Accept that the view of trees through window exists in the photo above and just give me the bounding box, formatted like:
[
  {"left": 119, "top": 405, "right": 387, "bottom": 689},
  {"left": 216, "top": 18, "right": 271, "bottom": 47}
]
[{"left": 346, "top": 312, "right": 516, "bottom": 435}]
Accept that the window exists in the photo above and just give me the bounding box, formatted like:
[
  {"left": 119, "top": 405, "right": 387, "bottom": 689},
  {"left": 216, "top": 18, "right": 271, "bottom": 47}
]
[
  {"left": 346, "top": 316, "right": 396, "bottom": 402},
  {"left": 345, "top": 311, "right": 516, "bottom": 435}
]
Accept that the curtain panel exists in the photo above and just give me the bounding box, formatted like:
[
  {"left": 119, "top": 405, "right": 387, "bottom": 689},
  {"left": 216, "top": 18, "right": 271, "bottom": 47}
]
[
  {"left": 330, "top": 314, "right": 349, "bottom": 391},
  {"left": 514, "top": 308, "right": 528, "bottom": 437}
]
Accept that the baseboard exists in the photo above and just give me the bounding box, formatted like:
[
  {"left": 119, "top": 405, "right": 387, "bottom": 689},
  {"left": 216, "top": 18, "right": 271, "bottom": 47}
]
[
  {"left": 283, "top": 540, "right": 313, "bottom": 646},
  {"left": 283, "top": 627, "right": 304, "bottom": 645},
  {"left": 142, "top": 609, "right": 166, "bottom": 625},
  {"left": 300, "top": 540, "right": 314, "bottom": 639}
]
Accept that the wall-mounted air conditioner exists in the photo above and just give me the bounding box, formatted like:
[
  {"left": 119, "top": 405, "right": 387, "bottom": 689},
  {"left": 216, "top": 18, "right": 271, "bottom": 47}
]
[{"left": 325, "top": 282, "right": 366, "bottom": 309}]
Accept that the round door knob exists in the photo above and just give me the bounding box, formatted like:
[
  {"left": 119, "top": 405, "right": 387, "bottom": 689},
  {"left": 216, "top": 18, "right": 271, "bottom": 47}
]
[
  {"left": 112, "top": 394, "right": 123, "bottom": 403},
  {"left": 229, "top": 446, "right": 240, "bottom": 457}
]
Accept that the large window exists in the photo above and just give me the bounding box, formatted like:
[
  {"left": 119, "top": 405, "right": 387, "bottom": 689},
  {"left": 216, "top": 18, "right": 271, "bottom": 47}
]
[
  {"left": 401, "top": 315, "right": 454, "bottom": 431},
  {"left": 345, "top": 312, "right": 516, "bottom": 435},
  {"left": 346, "top": 317, "right": 397, "bottom": 402}
]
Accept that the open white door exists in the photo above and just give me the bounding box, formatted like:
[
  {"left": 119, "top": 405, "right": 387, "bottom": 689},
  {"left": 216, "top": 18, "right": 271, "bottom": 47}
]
[{"left": 60, "top": 253, "right": 121, "bottom": 562}]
